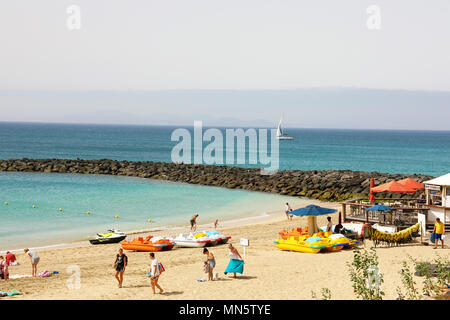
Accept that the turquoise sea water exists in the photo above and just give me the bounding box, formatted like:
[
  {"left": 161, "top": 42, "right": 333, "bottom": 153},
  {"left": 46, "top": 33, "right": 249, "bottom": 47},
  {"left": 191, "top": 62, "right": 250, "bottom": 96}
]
[
  {"left": 0, "top": 122, "right": 449, "bottom": 176},
  {"left": 0, "top": 122, "right": 449, "bottom": 249},
  {"left": 0, "top": 172, "right": 292, "bottom": 250}
]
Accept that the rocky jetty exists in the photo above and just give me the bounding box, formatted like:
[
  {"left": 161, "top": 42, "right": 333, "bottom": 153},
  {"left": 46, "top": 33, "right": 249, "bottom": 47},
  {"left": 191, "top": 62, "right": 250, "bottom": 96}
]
[{"left": 0, "top": 159, "right": 433, "bottom": 202}]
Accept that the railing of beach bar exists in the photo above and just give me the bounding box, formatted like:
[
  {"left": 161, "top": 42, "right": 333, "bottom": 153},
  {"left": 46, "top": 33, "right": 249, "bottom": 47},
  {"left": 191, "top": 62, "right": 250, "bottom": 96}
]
[{"left": 340, "top": 198, "right": 428, "bottom": 227}]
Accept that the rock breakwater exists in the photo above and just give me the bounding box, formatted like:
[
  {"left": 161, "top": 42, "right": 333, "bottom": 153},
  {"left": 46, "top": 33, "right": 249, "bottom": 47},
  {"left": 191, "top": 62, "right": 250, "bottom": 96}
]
[{"left": 0, "top": 159, "right": 433, "bottom": 202}]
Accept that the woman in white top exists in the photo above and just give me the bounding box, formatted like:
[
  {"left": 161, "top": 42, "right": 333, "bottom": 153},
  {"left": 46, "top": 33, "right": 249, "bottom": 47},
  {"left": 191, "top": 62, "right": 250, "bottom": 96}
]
[
  {"left": 149, "top": 253, "right": 164, "bottom": 294},
  {"left": 24, "top": 248, "right": 40, "bottom": 277},
  {"left": 226, "top": 244, "right": 243, "bottom": 278}
]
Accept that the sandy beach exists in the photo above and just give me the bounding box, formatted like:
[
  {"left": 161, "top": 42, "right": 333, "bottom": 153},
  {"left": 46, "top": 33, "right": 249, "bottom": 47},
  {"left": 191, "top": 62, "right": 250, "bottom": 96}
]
[{"left": 1, "top": 198, "right": 448, "bottom": 301}]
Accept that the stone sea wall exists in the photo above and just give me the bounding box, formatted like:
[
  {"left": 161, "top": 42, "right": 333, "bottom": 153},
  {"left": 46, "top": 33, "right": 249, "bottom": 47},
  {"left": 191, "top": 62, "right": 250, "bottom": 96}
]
[{"left": 0, "top": 158, "right": 433, "bottom": 202}]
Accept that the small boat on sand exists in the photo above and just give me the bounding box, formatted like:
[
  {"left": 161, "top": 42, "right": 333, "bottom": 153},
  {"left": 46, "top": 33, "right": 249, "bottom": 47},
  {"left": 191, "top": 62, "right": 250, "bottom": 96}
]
[
  {"left": 170, "top": 233, "right": 212, "bottom": 248},
  {"left": 203, "top": 231, "right": 232, "bottom": 245},
  {"left": 89, "top": 229, "right": 127, "bottom": 245},
  {"left": 121, "top": 236, "right": 175, "bottom": 252},
  {"left": 274, "top": 236, "right": 332, "bottom": 253}
]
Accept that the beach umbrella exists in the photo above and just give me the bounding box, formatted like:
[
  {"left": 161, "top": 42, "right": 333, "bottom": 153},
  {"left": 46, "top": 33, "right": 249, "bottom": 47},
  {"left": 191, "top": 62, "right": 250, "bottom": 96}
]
[
  {"left": 397, "top": 178, "right": 424, "bottom": 191},
  {"left": 290, "top": 205, "right": 338, "bottom": 217},
  {"left": 365, "top": 204, "right": 394, "bottom": 212},
  {"left": 371, "top": 180, "right": 417, "bottom": 193},
  {"left": 369, "top": 178, "right": 376, "bottom": 202},
  {"left": 290, "top": 205, "right": 338, "bottom": 235}
]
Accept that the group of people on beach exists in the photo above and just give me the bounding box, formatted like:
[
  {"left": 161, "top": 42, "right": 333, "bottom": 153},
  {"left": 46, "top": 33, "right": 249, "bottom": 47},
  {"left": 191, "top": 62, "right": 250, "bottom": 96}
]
[
  {"left": 0, "top": 252, "right": 16, "bottom": 280},
  {"left": 189, "top": 214, "right": 219, "bottom": 232},
  {"left": 202, "top": 243, "right": 244, "bottom": 281},
  {"left": 113, "top": 248, "right": 163, "bottom": 294},
  {"left": 0, "top": 249, "right": 40, "bottom": 281},
  {"left": 112, "top": 242, "right": 244, "bottom": 292}
]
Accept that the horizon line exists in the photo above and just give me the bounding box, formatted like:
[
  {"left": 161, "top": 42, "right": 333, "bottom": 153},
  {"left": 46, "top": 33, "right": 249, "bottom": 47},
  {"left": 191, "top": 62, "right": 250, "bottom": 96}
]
[
  {"left": 1, "top": 87, "right": 450, "bottom": 94},
  {"left": 1, "top": 120, "right": 450, "bottom": 133}
]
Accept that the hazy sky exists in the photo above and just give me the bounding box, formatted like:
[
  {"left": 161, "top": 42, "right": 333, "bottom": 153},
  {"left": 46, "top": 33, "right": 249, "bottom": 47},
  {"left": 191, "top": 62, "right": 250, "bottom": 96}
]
[{"left": 1, "top": 1, "right": 449, "bottom": 129}]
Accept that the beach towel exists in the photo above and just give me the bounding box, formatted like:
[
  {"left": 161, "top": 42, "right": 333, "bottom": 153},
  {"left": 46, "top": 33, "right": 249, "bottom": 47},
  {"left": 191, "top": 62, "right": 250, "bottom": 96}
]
[
  {"left": 224, "top": 259, "right": 244, "bottom": 275},
  {"left": 9, "top": 274, "right": 32, "bottom": 279},
  {"left": 0, "top": 290, "right": 20, "bottom": 297}
]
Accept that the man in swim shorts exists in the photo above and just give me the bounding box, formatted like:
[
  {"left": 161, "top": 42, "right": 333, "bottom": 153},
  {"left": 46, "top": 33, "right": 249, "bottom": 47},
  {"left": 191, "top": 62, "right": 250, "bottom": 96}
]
[{"left": 190, "top": 214, "right": 199, "bottom": 231}]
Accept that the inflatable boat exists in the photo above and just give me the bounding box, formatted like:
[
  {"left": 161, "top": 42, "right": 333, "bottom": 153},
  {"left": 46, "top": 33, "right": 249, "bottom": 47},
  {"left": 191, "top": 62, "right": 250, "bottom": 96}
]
[
  {"left": 89, "top": 230, "right": 127, "bottom": 245},
  {"left": 121, "top": 236, "right": 175, "bottom": 252}
]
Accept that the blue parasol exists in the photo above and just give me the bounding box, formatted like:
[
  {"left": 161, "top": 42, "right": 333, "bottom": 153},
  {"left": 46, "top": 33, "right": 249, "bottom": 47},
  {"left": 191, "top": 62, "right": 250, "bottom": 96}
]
[
  {"left": 365, "top": 204, "right": 393, "bottom": 212},
  {"left": 290, "top": 205, "right": 337, "bottom": 217}
]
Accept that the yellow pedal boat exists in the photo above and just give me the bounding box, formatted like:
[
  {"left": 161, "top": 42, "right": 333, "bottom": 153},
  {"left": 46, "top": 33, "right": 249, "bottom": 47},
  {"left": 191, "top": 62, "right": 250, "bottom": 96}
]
[
  {"left": 274, "top": 236, "right": 333, "bottom": 254},
  {"left": 326, "top": 233, "right": 359, "bottom": 249}
]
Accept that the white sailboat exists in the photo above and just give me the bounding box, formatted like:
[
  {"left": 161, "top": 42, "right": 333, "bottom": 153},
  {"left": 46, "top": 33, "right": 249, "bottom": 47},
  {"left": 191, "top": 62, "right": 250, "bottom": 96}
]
[{"left": 276, "top": 116, "right": 294, "bottom": 140}]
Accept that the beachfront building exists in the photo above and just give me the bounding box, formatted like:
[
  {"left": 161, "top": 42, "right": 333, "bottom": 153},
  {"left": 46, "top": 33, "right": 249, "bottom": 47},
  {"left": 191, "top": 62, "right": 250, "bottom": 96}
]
[{"left": 423, "top": 173, "right": 450, "bottom": 225}]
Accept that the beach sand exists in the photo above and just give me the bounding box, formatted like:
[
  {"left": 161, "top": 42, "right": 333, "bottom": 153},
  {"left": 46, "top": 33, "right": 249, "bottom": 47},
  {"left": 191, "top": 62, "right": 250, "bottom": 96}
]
[{"left": 1, "top": 199, "right": 448, "bottom": 300}]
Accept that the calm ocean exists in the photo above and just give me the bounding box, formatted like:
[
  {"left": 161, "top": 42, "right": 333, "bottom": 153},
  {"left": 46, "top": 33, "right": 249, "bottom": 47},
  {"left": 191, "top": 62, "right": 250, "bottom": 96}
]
[
  {"left": 1, "top": 122, "right": 449, "bottom": 175},
  {"left": 0, "top": 122, "right": 449, "bottom": 249}
]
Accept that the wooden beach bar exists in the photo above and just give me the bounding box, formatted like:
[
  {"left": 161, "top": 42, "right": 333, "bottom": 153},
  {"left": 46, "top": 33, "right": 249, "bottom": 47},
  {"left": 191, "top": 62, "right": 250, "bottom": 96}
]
[
  {"left": 340, "top": 198, "right": 427, "bottom": 228},
  {"left": 340, "top": 173, "right": 450, "bottom": 233}
]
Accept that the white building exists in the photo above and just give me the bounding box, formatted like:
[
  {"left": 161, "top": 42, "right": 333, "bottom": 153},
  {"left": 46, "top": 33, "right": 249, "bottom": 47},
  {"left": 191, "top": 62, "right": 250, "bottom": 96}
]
[{"left": 423, "top": 173, "right": 450, "bottom": 224}]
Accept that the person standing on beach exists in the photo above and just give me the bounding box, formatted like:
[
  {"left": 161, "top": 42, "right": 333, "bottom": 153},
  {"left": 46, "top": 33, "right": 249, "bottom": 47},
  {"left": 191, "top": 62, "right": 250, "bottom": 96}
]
[
  {"left": 285, "top": 203, "right": 293, "bottom": 220},
  {"left": 326, "top": 216, "right": 333, "bottom": 233},
  {"left": 433, "top": 218, "right": 445, "bottom": 249},
  {"left": 0, "top": 256, "right": 8, "bottom": 280},
  {"left": 203, "top": 248, "right": 215, "bottom": 281},
  {"left": 224, "top": 244, "right": 244, "bottom": 279},
  {"left": 190, "top": 214, "right": 199, "bottom": 231},
  {"left": 24, "top": 249, "right": 39, "bottom": 277},
  {"left": 114, "top": 248, "right": 127, "bottom": 288},
  {"left": 214, "top": 219, "right": 219, "bottom": 229},
  {"left": 149, "top": 253, "right": 164, "bottom": 294}
]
